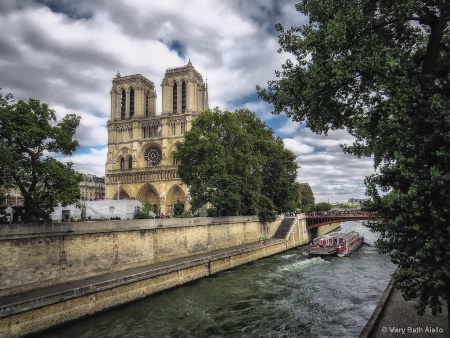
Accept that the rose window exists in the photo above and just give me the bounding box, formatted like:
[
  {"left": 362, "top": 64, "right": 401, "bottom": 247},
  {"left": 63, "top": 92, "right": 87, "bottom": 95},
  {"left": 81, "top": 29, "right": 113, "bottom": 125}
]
[{"left": 144, "top": 147, "right": 162, "bottom": 166}]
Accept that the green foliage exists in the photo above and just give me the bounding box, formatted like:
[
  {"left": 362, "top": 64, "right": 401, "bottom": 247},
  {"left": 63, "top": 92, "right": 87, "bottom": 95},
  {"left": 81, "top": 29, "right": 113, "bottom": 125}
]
[
  {"left": 173, "top": 200, "right": 184, "bottom": 216},
  {"left": 298, "top": 183, "right": 315, "bottom": 211},
  {"left": 175, "top": 108, "right": 299, "bottom": 221},
  {"left": 333, "top": 203, "right": 352, "bottom": 209},
  {"left": 133, "top": 212, "right": 149, "bottom": 219},
  {"left": 134, "top": 200, "right": 153, "bottom": 219},
  {"left": 141, "top": 200, "right": 153, "bottom": 215},
  {"left": 256, "top": 195, "right": 277, "bottom": 223},
  {"left": 0, "top": 91, "right": 82, "bottom": 223},
  {"left": 207, "top": 208, "right": 217, "bottom": 217},
  {"left": 360, "top": 200, "right": 375, "bottom": 212},
  {"left": 258, "top": 0, "right": 450, "bottom": 317},
  {"left": 312, "top": 202, "right": 333, "bottom": 212}
]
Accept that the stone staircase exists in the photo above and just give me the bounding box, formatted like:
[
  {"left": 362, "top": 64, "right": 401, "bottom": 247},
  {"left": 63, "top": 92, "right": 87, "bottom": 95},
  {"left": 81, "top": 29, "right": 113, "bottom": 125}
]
[{"left": 272, "top": 217, "right": 296, "bottom": 239}]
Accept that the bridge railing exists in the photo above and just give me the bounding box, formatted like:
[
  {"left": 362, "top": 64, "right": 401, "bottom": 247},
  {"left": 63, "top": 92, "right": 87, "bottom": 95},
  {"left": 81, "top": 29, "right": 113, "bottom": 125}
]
[{"left": 305, "top": 211, "right": 378, "bottom": 218}]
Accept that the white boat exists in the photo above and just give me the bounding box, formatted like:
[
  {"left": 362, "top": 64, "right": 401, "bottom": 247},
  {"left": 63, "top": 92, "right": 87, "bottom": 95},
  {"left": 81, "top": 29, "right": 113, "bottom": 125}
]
[
  {"left": 335, "top": 231, "right": 364, "bottom": 257},
  {"left": 302, "top": 233, "right": 338, "bottom": 256},
  {"left": 303, "top": 231, "right": 364, "bottom": 257}
]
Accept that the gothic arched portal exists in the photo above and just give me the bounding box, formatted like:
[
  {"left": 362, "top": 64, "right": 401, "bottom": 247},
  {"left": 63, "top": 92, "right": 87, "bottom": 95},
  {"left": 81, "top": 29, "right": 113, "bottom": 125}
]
[
  {"left": 136, "top": 184, "right": 160, "bottom": 213},
  {"left": 166, "top": 184, "right": 186, "bottom": 215}
]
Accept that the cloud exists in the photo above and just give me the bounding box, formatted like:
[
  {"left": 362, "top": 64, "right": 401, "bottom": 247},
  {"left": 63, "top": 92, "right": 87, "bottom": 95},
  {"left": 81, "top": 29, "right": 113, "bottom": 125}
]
[
  {"left": 0, "top": 0, "right": 374, "bottom": 202},
  {"left": 56, "top": 147, "right": 107, "bottom": 176},
  {"left": 283, "top": 138, "right": 314, "bottom": 155}
]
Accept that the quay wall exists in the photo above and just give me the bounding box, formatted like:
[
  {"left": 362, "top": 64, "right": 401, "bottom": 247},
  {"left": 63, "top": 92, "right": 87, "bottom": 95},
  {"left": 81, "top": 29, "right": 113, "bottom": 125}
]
[
  {"left": 0, "top": 218, "right": 340, "bottom": 338},
  {"left": 0, "top": 217, "right": 280, "bottom": 297},
  {"left": 1, "top": 241, "right": 289, "bottom": 338}
]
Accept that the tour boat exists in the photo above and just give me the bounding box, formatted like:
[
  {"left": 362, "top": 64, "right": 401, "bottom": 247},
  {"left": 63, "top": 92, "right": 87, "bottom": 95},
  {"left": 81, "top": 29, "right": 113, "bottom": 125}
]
[
  {"left": 335, "top": 231, "right": 364, "bottom": 257},
  {"left": 302, "top": 233, "right": 338, "bottom": 256},
  {"left": 303, "top": 231, "right": 364, "bottom": 257}
]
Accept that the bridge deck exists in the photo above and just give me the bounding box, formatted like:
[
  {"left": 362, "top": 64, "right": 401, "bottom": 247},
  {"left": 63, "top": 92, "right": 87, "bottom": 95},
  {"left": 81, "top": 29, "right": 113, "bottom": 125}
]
[{"left": 305, "top": 212, "right": 381, "bottom": 229}]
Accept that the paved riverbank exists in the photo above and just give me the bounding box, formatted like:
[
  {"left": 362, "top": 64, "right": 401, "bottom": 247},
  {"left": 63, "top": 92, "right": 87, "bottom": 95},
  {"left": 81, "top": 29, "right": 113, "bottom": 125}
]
[{"left": 360, "top": 275, "right": 448, "bottom": 338}]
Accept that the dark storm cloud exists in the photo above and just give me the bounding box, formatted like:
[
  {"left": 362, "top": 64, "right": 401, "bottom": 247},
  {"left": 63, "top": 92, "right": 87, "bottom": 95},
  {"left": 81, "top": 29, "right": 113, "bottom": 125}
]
[
  {"left": 0, "top": 0, "right": 35, "bottom": 14},
  {"left": 0, "top": 14, "right": 122, "bottom": 116},
  {"left": 222, "top": 0, "right": 298, "bottom": 34},
  {"left": 1, "top": 59, "right": 111, "bottom": 119},
  {"left": 93, "top": 0, "right": 173, "bottom": 39},
  {"left": 34, "top": 0, "right": 92, "bottom": 19},
  {"left": 0, "top": 35, "right": 23, "bottom": 62},
  {"left": 20, "top": 24, "right": 120, "bottom": 69},
  {"left": 167, "top": 40, "right": 186, "bottom": 59}
]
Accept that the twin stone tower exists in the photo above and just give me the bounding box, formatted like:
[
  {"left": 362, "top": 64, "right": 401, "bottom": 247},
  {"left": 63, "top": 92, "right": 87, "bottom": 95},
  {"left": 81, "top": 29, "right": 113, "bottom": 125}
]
[{"left": 105, "top": 60, "right": 208, "bottom": 215}]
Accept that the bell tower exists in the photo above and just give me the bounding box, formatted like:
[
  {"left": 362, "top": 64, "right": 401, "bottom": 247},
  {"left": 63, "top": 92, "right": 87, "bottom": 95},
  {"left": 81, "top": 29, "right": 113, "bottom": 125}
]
[
  {"left": 161, "top": 59, "right": 208, "bottom": 114},
  {"left": 110, "top": 72, "right": 157, "bottom": 121},
  {"left": 105, "top": 61, "right": 208, "bottom": 216}
]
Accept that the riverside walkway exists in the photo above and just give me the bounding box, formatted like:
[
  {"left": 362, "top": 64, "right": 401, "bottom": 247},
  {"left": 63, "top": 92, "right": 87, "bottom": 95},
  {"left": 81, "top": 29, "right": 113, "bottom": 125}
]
[
  {"left": 0, "top": 238, "right": 284, "bottom": 318},
  {"left": 360, "top": 274, "right": 448, "bottom": 338}
]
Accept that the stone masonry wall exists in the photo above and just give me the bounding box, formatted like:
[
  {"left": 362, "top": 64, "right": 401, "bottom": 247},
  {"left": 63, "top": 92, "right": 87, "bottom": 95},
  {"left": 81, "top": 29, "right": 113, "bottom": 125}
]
[{"left": 0, "top": 219, "right": 275, "bottom": 297}]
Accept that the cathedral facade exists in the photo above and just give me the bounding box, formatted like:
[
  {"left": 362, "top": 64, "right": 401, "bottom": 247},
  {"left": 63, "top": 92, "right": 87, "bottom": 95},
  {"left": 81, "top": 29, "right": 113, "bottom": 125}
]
[{"left": 105, "top": 60, "right": 208, "bottom": 215}]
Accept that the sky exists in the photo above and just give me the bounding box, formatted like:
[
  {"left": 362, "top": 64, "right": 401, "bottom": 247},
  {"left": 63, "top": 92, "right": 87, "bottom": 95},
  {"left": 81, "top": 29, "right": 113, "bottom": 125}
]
[{"left": 0, "top": 0, "right": 375, "bottom": 203}]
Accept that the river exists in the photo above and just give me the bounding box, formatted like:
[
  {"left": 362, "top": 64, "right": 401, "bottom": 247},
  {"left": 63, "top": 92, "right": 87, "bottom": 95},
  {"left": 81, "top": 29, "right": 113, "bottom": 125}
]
[{"left": 36, "top": 221, "right": 396, "bottom": 338}]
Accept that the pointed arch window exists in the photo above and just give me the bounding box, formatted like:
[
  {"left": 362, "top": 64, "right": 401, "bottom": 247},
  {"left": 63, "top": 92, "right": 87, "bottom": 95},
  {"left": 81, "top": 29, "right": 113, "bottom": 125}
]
[
  {"left": 128, "top": 157, "right": 133, "bottom": 169},
  {"left": 182, "top": 81, "right": 186, "bottom": 113},
  {"left": 172, "top": 153, "right": 179, "bottom": 165},
  {"left": 181, "top": 120, "right": 186, "bottom": 135},
  {"left": 129, "top": 88, "right": 135, "bottom": 118},
  {"left": 120, "top": 158, "right": 125, "bottom": 170},
  {"left": 173, "top": 83, "right": 177, "bottom": 113},
  {"left": 120, "top": 90, "right": 126, "bottom": 120},
  {"left": 145, "top": 92, "right": 149, "bottom": 117}
]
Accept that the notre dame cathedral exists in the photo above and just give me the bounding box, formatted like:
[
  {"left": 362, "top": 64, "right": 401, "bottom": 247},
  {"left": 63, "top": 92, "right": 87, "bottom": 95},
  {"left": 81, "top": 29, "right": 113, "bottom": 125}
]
[{"left": 105, "top": 60, "right": 208, "bottom": 215}]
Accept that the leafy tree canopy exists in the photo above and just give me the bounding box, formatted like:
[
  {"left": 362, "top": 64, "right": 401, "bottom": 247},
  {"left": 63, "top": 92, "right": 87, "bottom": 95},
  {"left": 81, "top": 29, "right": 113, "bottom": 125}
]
[
  {"left": 298, "top": 182, "right": 315, "bottom": 211},
  {"left": 173, "top": 200, "right": 185, "bottom": 217},
  {"left": 258, "top": 0, "right": 450, "bottom": 319},
  {"left": 175, "top": 108, "right": 299, "bottom": 221},
  {"left": 312, "top": 202, "right": 333, "bottom": 212},
  {"left": 0, "top": 91, "right": 82, "bottom": 223}
]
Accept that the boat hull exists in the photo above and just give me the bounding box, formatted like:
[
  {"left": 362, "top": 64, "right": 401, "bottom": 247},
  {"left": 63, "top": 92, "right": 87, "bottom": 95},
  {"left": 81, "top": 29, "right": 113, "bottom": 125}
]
[
  {"left": 303, "top": 247, "right": 337, "bottom": 257},
  {"left": 337, "top": 237, "right": 364, "bottom": 257},
  {"left": 303, "top": 231, "right": 364, "bottom": 258}
]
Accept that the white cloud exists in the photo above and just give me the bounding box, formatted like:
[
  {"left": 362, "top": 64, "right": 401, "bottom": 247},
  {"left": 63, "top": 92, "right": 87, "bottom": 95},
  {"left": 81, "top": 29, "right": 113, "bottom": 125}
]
[
  {"left": 59, "top": 147, "right": 107, "bottom": 177},
  {"left": 0, "top": 0, "right": 376, "bottom": 203},
  {"left": 283, "top": 138, "right": 314, "bottom": 155}
]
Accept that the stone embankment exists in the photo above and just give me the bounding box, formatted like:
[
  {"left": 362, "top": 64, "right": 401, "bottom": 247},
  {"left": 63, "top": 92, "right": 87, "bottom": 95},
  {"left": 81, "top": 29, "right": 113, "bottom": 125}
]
[{"left": 0, "top": 215, "right": 340, "bottom": 337}]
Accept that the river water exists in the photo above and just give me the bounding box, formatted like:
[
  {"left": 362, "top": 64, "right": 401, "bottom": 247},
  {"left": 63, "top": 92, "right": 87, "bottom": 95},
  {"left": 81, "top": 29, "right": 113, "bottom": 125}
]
[{"left": 38, "top": 221, "right": 396, "bottom": 338}]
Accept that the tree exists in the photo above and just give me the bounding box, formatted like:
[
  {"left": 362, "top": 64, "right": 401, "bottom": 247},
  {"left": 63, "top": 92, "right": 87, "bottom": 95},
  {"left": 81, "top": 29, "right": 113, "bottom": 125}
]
[
  {"left": 261, "top": 138, "right": 300, "bottom": 213},
  {"left": 175, "top": 108, "right": 299, "bottom": 221},
  {"left": 134, "top": 200, "right": 153, "bottom": 219},
  {"left": 312, "top": 202, "right": 333, "bottom": 212},
  {"left": 257, "top": 0, "right": 450, "bottom": 321},
  {"left": 360, "top": 199, "right": 375, "bottom": 212},
  {"left": 298, "top": 183, "right": 315, "bottom": 211},
  {"left": 173, "top": 200, "right": 185, "bottom": 217},
  {"left": 0, "top": 91, "right": 82, "bottom": 223}
]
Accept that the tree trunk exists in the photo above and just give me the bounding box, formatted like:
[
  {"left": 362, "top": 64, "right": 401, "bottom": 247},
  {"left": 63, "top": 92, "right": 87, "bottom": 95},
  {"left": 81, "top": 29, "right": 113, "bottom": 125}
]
[{"left": 23, "top": 194, "right": 34, "bottom": 223}]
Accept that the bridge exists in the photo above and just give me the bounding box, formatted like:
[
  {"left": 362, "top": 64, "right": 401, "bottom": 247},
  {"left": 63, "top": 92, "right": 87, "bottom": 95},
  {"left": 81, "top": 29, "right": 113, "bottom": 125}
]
[{"left": 305, "top": 212, "right": 382, "bottom": 230}]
